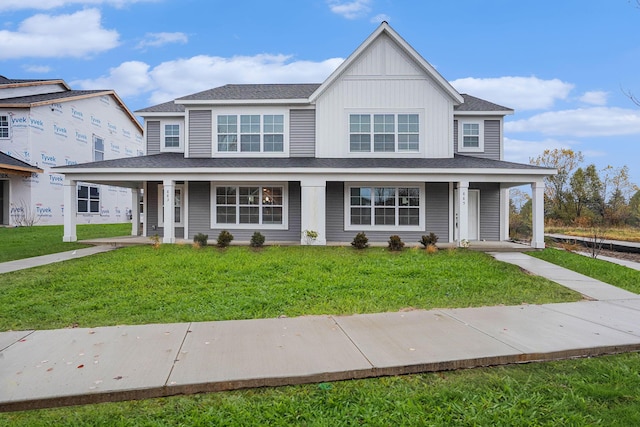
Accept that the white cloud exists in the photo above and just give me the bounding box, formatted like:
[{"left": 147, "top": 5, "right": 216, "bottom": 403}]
[
  {"left": 370, "top": 13, "right": 390, "bottom": 23},
  {"left": 0, "top": 9, "right": 119, "bottom": 59},
  {"left": 579, "top": 90, "right": 608, "bottom": 106},
  {"left": 505, "top": 107, "right": 640, "bottom": 137},
  {"left": 504, "top": 137, "right": 578, "bottom": 164},
  {"left": 327, "top": 0, "right": 371, "bottom": 19},
  {"left": 451, "top": 76, "right": 574, "bottom": 111},
  {"left": 136, "top": 32, "right": 188, "bottom": 49},
  {"left": 0, "top": 0, "right": 157, "bottom": 11},
  {"left": 23, "top": 65, "right": 52, "bottom": 73},
  {"left": 72, "top": 54, "right": 344, "bottom": 105}
]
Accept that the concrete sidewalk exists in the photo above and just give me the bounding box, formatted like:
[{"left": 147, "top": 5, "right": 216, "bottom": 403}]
[{"left": 1, "top": 251, "right": 639, "bottom": 412}]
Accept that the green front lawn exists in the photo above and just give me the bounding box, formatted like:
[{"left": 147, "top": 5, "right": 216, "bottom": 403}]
[
  {"left": 0, "top": 223, "right": 132, "bottom": 263},
  {"left": 529, "top": 248, "right": 640, "bottom": 294},
  {"left": 3, "top": 352, "right": 639, "bottom": 426},
  {"left": 0, "top": 245, "right": 581, "bottom": 331}
]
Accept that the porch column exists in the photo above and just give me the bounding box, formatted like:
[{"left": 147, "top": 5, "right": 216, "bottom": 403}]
[
  {"left": 131, "top": 188, "right": 140, "bottom": 236},
  {"left": 531, "top": 181, "right": 545, "bottom": 249},
  {"left": 457, "top": 181, "right": 469, "bottom": 246},
  {"left": 163, "top": 179, "right": 175, "bottom": 244},
  {"left": 300, "top": 178, "right": 326, "bottom": 245},
  {"left": 63, "top": 179, "right": 77, "bottom": 242},
  {"left": 500, "top": 185, "right": 510, "bottom": 241}
]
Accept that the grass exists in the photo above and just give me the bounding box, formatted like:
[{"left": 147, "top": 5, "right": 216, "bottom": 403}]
[
  {"left": 529, "top": 248, "right": 640, "bottom": 294},
  {"left": 2, "top": 352, "right": 640, "bottom": 426},
  {"left": 0, "top": 245, "right": 581, "bottom": 331},
  {"left": 546, "top": 226, "right": 640, "bottom": 242},
  {"left": 0, "top": 223, "right": 132, "bottom": 263}
]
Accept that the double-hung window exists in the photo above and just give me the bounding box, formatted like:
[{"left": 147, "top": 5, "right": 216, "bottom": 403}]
[
  {"left": 349, "top": 113, "right": 419, "bottom": 153},
  {"left": 458, "top": 120, "right": 484, "bottom": 152},
  {"left": 160, "top": 121, "right": 183, "bottom": 151},
  {"left": 93, "top": 135, "right": 104, "bottom": 161},
  {"left": 217, "top": 114, "right": 285, "bottom": 153},
  {"left": 0, "top": 115, "right": 9, "bottom": 138},
  {"left": 77, "top": 184, "right": 100, "bottom": 214},
  {"left": 347, "top": 185, "right": 423, "bottom": 230},
  {"left": 213, "top": 184, "right": 286, "bottom": 228}
]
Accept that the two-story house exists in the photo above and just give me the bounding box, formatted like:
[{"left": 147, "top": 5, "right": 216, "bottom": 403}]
[
  {"left": 0, "top": 76, "right": 144, "bottom": 227},
  {"left": 57, "top": 23, "right": 554, "bottom": 248}
]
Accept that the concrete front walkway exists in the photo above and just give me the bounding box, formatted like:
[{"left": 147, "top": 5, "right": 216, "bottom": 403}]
[
  {"left": 1, "top": 251, "right": 639, "bottom": 412},
  {"left": 0, "top": 246, "right": 117, "bottom": 274}
]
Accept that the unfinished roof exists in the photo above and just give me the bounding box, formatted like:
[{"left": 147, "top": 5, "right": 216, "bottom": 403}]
[
  {"left": 0, "top": 90, "right": 109, "bottom": 107},
  {"left": 0, "top": 151, "right": 43, "bottom": 176}
]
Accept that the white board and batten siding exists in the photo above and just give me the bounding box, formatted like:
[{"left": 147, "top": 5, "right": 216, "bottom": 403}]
[{"left": 315, "top": 32, "right": 455, "bottom": 159}]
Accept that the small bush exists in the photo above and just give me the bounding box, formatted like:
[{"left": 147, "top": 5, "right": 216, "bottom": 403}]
[
  {"left": 193, "top": 233, "right": 208, "bottom": 247},
  {"left": 217, "top": 230, "right": 234, "bottom": 248},
  {"left": 150, "top": 234, "right": 160, "bottom": 249},
  {"left": 351, "top": 232, "right": 369, "bottom": 249},
  {"left": 419, "top": 232, "right": 439, "bottom": 248},
  {"left": 250, "top": 231, "right": 265, "bottom": 248},
  {"left": 388, "top": 235, "right": 405, "bottom": 251},
  {"left": 426, "top": 244, "right": 438, "bottom": 254}
]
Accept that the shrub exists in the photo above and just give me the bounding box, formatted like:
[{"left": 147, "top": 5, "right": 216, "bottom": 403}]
[
  {"left": 250, "top": 231, "right": 266, "bottom": 248},
  {"left": 193, "top": 233, "right": 208, "bottom": 247},
  {"left": 388, "top": 235, "right": 405, "bottom": 251},
  {"left": 419, "top": 232, "right": 439, "bottom": 248},
  {"left": 426, "top": 244, "right": 438, "bottom": 254},
  {"left": 150, "top": 234, "right": 160, "bottom": 249},
  {"left": 351, "top": 232, "right": 369, "bottom": 249},
  {"left": 217, "top": 230, "right": 234, "bottom": 248}
]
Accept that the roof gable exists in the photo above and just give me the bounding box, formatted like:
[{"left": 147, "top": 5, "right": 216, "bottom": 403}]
[{"left": 309, "top": 22, "right": 464, "bottom": 104}]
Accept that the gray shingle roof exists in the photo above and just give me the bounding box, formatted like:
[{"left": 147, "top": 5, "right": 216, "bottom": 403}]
[
  {"left": 0, "top": 151, "right": 41, "bottom": 170},
  {"left": 56, "top": 152, "right": 549, "bottom": 171},
  {"left": 0, "top": 90, "right": 109, "bottom": 106},
  {"left": 455, "top": 94, "right": 513, "bottom": 112},
  {"left": 0, "top": 76, "right": 51, "bottom": 85},
  {"left": 135, "top": 100, "right": 186, "bottom": 114},
  {"left": 177, "top": 84, "right": 322, "bottom": 101}
]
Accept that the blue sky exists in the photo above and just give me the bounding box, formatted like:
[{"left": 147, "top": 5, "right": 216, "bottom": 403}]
[{"left": 2, "top": 0, "right": 640, "bottom": 186}]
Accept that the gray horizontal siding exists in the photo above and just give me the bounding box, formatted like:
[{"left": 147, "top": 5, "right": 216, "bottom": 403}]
[
  {"left": 146, "top": 121, "right": 161, "bottom": 155},
  {"left": 471, "top": 182, "right": 500, "bottom": 241},
  {"left": 425, "top": 183, "right": 450, "bottom": 242},
  {"left": 187, "top": 181, "right": 301, "bottom": 242},
  {"left": 453, "top": 120, "right": 501, "bottom": 160},
  {"left": 188, "top": 110, "right": 212, "bottom": 158},
  {"left": 290, "top": 109, "right": 315, "bottom": 157}
]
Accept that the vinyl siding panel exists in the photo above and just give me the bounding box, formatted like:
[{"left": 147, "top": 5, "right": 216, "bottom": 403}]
[
  {"left": 472, "top": 182, "right": 500, "bottom": 241},
  {"left": 147, "top": 121, "right": 161, "bottom": 155},
  {"left": 425, "top": 183, "right": 450, "bottom": 241},
  {"left": 454, "top": 119, "right": 501, "bottom": 160},
  {"left": 188, "top": 110, "right": 212, "bottom": 158},
  {"left": 186, "top": 181, "right": 301, "bottom": 242},
  {"left": 290, "top": 109, "right": 315, "bottom": 157}
]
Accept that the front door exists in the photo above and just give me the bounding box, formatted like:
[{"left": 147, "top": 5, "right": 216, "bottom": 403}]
[{"left": 454, "top": 188, "right": 480, "bottom": 241}]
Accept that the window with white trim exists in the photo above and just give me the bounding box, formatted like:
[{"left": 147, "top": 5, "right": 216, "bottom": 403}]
[
  {"left": 216, "top": 114, "right": 284, "bottom": 153},
  {"left": 347, "top": 185, "right": 423, "bottom": 230},
  {"left": 93, "top": 135, "right": 104, "bottom": 161},
  {"left": 213, "top": 184, "right": 286, "bottom": 228},
  {"left": 0, "top": 115, "right": 9, "bottom": 139},
  {"left": 157, "top": 185, "right": 184, "bottom": 227},
  {"left": 349, "top": 113, "right": 419, "bottom": 153},
  {"left": 160, "top": 121, "right": 183, "bottom": 151},
  {"left": 458, "top": 120, "right": 484, "bottom": 152},
  {"left": 77, "top": 184, "right": 100, "bottom": 214}
]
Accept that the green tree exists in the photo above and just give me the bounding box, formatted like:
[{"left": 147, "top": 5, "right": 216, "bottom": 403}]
[
  {"left": 569, "top": 164, "right": 604, "bottom": 223},
  {"left": 630, "top": 190, "right": 640, "bottom": 226}
]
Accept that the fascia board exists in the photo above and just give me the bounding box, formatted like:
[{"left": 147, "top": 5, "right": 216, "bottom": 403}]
[
  {"left": 454, "top": 110, "right": 514, "bottom": 116},
  {"left": 175, "top": 99, "right": 311, "bottom": 106},
  {"left": 136, "top": 112, "right": 186, "bottom": 118}
]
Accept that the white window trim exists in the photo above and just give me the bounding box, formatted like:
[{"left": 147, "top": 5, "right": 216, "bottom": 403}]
[
  {"left": 344, "top": 182, "right": 425, "bottom": 232},
  {"left": 77, "top": 183, "right": 101, "bottom": 215},
  {"left": 346, "top": 110, "right": 423, "bottom": 156},
  {"left": 210, "top": 182, "right": 288, "bottom": 230},
  {"left": 0, "top": 115, "right": 10, "bottom": 139},
  {"left": 93, "top": 134, "right": 105, "bottom": 161},
  {"left": 213, "top": 109, "right": 289, "bottom": 157},
  {"left": 458, "top": 119, "right": 484, "bottom": 153},
  {"left": 157, "top": 184, "right": 185, "bottom": 227},
  {"left": 160, "top": 120, "right": 184, "bottom": 152}
]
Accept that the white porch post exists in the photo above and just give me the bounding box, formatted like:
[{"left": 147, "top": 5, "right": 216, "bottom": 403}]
[
  {"left": 500, "top": 185, "right": 510, "bottom": 241},
  {"left": 300, "top": 178, "right": 326, "bottom": 245},
  {"left": 457, "top": 181, "right": 469, "bottom": 246},
  {"left": 63, "top": 179, "right": 77, "bottom": 242},
  {"left": 163, "top": 179, "right": 175, "bottom": 244},
  {"left": 531, "top": 181, "right": 545, "bottom": 249},
  {"left": 131, "top": 188, "right": 140, "bottom": 236}
]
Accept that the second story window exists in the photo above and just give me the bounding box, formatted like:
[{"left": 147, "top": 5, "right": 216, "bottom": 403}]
[
  {"left": 216, "top": 114, "right": 285, "bottom": 153},
  {"left": 0, "top": 115, "right": 9, "bottom": 138},
  {"left": 164, "top": 124, "right": 180, "bottom": 148},
  {"left": 459, "top": 120, "right": 484, "bottom": 152},
  {"left": 93, "top": 135, "right": 104, "bottom": 161},
  {"left": 349, "top": 113, "right": 419, "bottom": 153}
]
